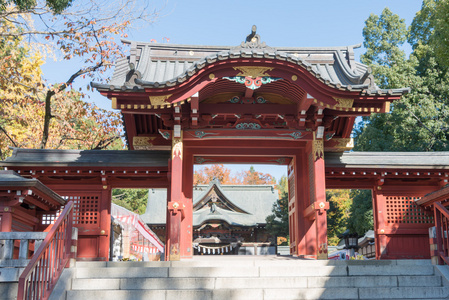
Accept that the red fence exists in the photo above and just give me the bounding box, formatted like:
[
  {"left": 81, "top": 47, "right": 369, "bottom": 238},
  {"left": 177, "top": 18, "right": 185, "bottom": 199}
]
[
  {"left": 433, "top": 202, "right": 449, "bottom": 265},
  {"left": 17, "top": 201, "right": 75, "bottom": 300}
]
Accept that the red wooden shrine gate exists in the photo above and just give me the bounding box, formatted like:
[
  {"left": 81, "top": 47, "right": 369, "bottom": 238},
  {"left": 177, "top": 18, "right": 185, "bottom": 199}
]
[
  {"left": 7, "top": 27, "right": 443, "bottom": 261},
  {"left": 89, "top": 27, "right": 409, "bottom": 260}
]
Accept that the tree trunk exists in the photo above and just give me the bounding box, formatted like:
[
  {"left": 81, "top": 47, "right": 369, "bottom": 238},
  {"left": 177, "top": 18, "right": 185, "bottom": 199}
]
[{"left": 40, "top": 90, "right": 55, "bottom": 149}]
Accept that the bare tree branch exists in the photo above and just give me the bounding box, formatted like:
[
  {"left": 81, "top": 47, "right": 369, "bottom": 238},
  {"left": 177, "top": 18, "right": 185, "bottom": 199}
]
[
  {"left": 40, "top": 27, "right": 105, "bottom": 149},
  {"left": 0, "top": 125, "right": 19, "bottom": 148},
  {"left": 92, "top": 135, "right": 122, "bottom": 150}
]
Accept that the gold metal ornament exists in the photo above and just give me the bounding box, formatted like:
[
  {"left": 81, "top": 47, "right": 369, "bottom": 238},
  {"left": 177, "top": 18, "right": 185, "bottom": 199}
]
[
  {"left": 233, "top": 66, "right": 274, "bottom": 78},
  {"left": 172, "top": 131, "right": 183, "bottom": 160},
  {"left": 313, "top": 139, "right": 324, "bottom": 161}
]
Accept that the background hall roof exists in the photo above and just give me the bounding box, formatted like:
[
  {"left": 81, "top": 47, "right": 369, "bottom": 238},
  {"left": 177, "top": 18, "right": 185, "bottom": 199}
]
[{"left": 141, "top": 183, "right": 278, "bottom": 226}]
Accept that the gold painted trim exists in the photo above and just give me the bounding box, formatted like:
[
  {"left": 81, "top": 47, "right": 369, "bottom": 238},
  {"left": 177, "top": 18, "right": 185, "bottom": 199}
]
[
  {"left": 149, "top": 94, "right": 173, "bottom": 106},
  {"left": 233, "top": 66, "right": 274, "bottom": 78},
  {"left": 291, "top": 75, "right": 298, "bottom": 81},
  {"left": 334, "top": 98, "right": 354, "bottom": 109},
  {"left": 133, "top": 136, "right": 156, "bottom": 150},
  {"left": 326, "top": 138, "right": 354, "bottom": 152},
  {"left": 111, "top": 97, "right": 117, "bottom": 109},
  {"left": 336, "top": 138, "right": 354, "bottom": 149},
  {"left": 209, "top": 73, "right": 215, "bottom": 79}
]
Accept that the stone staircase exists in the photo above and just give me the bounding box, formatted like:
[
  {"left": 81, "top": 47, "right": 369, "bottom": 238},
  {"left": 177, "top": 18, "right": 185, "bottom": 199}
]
[{"left": 56, "top": 256, "right": 449, "bottom": 300}]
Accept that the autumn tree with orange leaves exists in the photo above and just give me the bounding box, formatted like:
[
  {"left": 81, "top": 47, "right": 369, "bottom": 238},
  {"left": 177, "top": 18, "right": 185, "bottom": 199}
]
[
  {"left": 0, "top": 0, "right": 161, "bottom": 155},
  {"left": 237, "top": 166, "right": 276, "bottom": 185},
  {"left": 193, "top": 164, "right": 238, "bottom": 185},
  {"left": 193, "top": 164, "right": 276, "bottom": 185}
]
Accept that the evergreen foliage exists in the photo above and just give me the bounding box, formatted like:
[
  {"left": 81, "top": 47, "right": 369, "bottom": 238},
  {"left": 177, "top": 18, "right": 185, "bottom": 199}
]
[
  {"left": 112, "top": 189, "right": 149, "bottom": 215},
  {"left": 265, "top": 175, "right": 289, "bottom": 239},
  {"left": 326, "top": 190, "right": 352, "bottom": 246},
  {"left": 346, "top": 190, "right": 373, "bottom": 236},
  {"left": 0, "top": 0, "right": 72, "bottom": 14},
  {"left": 355, "top": 5, "right": 449, "bottom": 151},
  {"left": 352, "top": 2, "right": 449, "bottom": 236}
]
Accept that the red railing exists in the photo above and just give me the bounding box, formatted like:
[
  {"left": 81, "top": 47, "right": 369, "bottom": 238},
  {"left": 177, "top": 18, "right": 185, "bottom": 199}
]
[
  {"left": 434, "top": 202, "right": 449, "bottom": 265},
  {"left": 17, "top": 201, "right": 75, "bottom": 300}
]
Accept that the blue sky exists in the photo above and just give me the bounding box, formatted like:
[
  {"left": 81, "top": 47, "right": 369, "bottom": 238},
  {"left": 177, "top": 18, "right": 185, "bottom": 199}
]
[{"left": 41, "top": 0, "right": 425, "bottom": 181}]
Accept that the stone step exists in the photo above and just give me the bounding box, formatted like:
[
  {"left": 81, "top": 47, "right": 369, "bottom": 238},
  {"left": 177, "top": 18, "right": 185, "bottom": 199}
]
[
  {"left": 66, "top": 287, "right": 449, "bottom": 300},
  {"left": 264, "top": 287, "right": 449, "bottom": 300},
  {"left": 74, "top": 265, "right": 436, "bottom": 279},
  {"left": 66, "top": 259, "right": 443, "bottom": 300},
  {"left": 71, "top": 275, "right": 443, "bottom": 290},
  {"left": 74, "top": 258, "right": 432, "bottom": 269},
  {"left": 347, "top": 265, "right": 435, "bottom": 276},
  {"left": 261, "top": 265, "right": 434, "bottom": 277},
  {"left": 357, "top": 287, "right": 449, "bottom": 299},
  {"left": 0, "top": 282, "right": 18, "bottom": 300},
  {"left": 76, "top": 265, "right": 360, "bottom": 278},
  {"left": 75, "top": 266, "right": 169, "bottom": 278},
  {"left": 76, "top": 266, "right": 434, "bottom": 278},
  {"left": 308, "top": 275, "right": 442, "bottom": 288}
]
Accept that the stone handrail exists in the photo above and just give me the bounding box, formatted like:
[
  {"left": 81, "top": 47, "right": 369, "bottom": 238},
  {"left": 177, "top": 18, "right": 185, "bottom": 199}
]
[{"left": 0, "top": 232, "right": 48, "bottom": 268}]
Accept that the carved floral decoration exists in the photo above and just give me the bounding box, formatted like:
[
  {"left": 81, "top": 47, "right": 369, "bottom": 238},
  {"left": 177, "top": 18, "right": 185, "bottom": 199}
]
[
  {"left": 235, "top": 122, "right": 261, "bottom": 130},
  {"left": 229, "top": 96, "right": 269, "bottom": 104},
  {"left": 224, "top": 76, "right": 282, "bottom": 90}
]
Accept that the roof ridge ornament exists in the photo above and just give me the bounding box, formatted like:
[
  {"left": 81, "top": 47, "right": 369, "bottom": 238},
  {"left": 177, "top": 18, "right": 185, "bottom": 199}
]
[{"left": 235, "top": 25, "right": 271, "bottom": 50}]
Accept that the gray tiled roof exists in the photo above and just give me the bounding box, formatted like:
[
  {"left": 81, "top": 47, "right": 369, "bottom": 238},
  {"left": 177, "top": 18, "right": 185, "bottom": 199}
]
[
  {"left": 92, "top": 38, "right": 409, "bottom": 96},
  {"left": 193, "top": 206, "right": 258, "bottom": 227},
  {"left": 325, "top": 151, "right": 449, "bottom": 169},
  {"left": 141, "top": 182, "right": 278, "bottom": 226},
  {"left": 0, "top": 148, "right": 170, "bottom": 168},
  {"left": 0, "top": 170, "right": 66, "bottom": 205}
]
